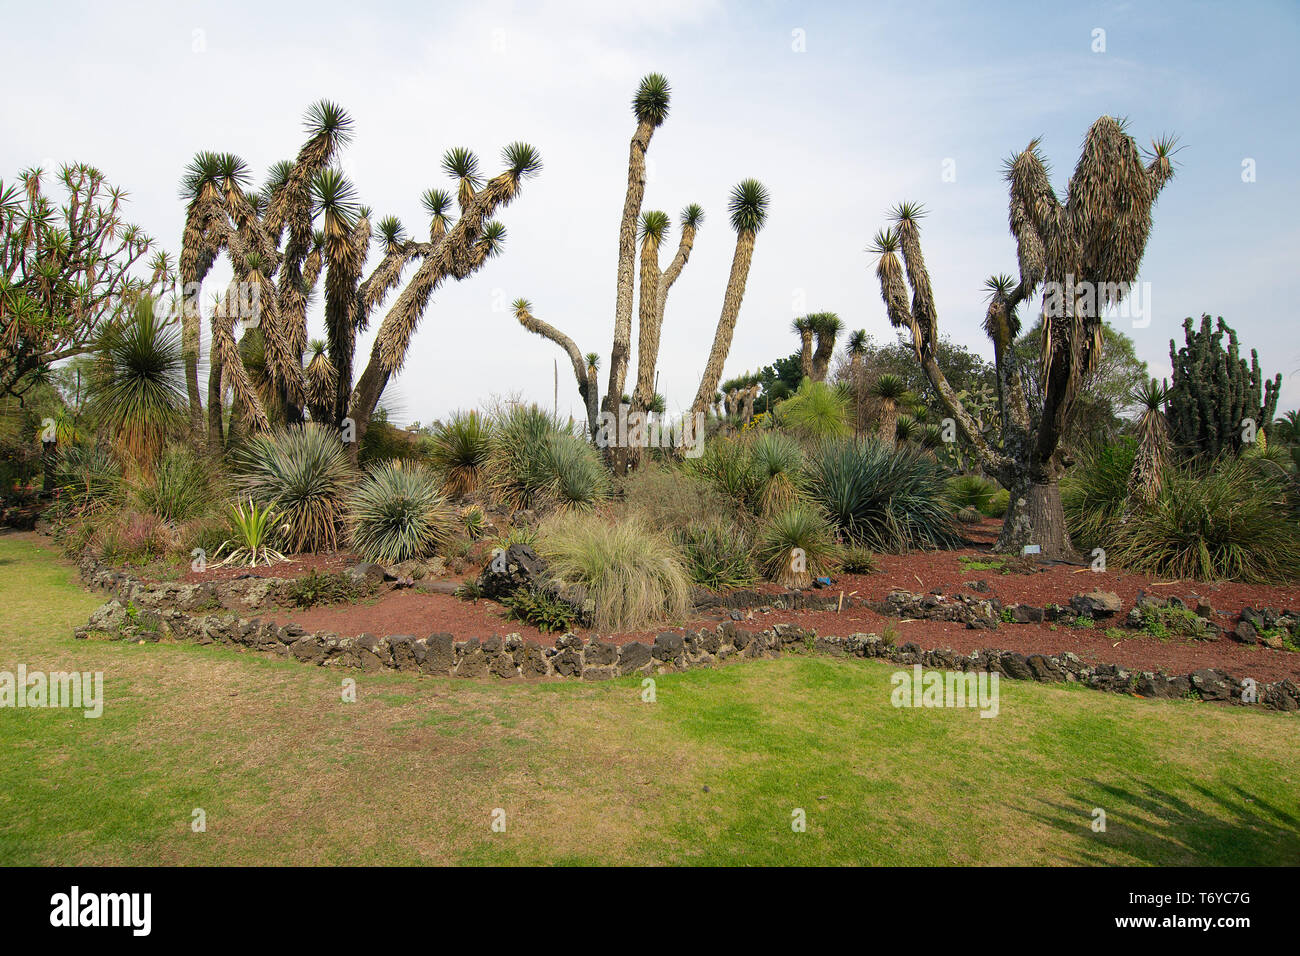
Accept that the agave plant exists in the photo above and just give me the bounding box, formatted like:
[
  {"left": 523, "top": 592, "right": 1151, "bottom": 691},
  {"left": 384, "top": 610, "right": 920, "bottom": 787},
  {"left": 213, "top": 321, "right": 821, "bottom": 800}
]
[
  {"left": 755, "top": 504, "right": 841, "bottom": 589},
  {"left": 429, "top": 410, "right": 493, "bottom": 497},
  {"left": 775, "top": 379, "right": 849, "bottom": 441},
  {"left": 808, "top": 437, "right": 962, "bottom": 552},
  {"left": 1127, "top": 377, "right": 1170, "bottom": 507},
  {"left": 347, "top": 461, "right": 457, "bottom": 564},
  {"left": 749, "top": 431, "right": 804, "bottom": 515},
  {"left": 89, "top": 295, "right": 188, "bottom": 472},
  {"left": 234, "top": 423, "right": 354, "bottom": 553},
  {"left": 215, "top": 498, "right": 287, "bottom": 567}
]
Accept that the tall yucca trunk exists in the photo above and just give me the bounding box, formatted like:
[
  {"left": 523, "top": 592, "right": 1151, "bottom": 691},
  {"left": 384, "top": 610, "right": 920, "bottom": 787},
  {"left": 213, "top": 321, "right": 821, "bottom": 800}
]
[
  {"left": 631, "top": 233, "right": 662, "bottom": 411},
  {"left": 798, "top": 328, "right": 813, "bottom": 381},
  {"left": 604, "top": 119, "right": 654, "bottom": 419},
  {"left": 811, "top": 331, "right": 836, "bottom": 382},
  {"left": 691, "top": 230, "right": 756, "bottom": 417},
  {"left": 878, "top": 399, "right": 897, "bottom": 448}
]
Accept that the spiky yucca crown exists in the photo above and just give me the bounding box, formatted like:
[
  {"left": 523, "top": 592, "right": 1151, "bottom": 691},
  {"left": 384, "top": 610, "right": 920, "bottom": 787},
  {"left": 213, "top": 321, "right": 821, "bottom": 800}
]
[
  {"left": 633, "top": 73, "right": 671, "bottom": 126},
  {"left": 639, "top": 210, "right": 671, "bottom": 243},
  {"left": 729, "top": 179, "right": 770, "bottom": 234}
]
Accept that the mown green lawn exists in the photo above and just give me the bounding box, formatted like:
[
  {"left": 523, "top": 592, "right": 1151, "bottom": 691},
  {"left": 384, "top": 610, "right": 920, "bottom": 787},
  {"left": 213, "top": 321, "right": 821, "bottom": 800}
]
[{"left": 1, "top": 532, "right": 1296, "bottom": 865}]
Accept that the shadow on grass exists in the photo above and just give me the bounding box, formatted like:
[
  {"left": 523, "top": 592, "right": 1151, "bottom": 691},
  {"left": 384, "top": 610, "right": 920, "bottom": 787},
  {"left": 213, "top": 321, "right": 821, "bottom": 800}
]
[{"left": 1033, "top": 777, "right": 1300, "bottom": 865}]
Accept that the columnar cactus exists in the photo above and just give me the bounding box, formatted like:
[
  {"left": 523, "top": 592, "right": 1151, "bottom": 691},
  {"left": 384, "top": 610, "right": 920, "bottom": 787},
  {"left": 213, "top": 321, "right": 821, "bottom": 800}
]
[{"left": 1167, "top": 314, "right": 1281, "bottom": 457}]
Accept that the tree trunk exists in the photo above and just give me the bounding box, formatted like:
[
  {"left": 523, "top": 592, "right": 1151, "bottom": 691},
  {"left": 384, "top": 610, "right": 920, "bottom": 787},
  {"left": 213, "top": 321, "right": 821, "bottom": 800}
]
[
  {"left": 996, "top": 477, "right": 1074, "bottom": 559},
  {"left": 604, "top": 119, "right": 654, "bottom": 420},
  {"left": 691, "top": 232, "right": 755, "bottom": 417},
  {"left": 206, "top": 354, "right": 225, "bottom": 456}
]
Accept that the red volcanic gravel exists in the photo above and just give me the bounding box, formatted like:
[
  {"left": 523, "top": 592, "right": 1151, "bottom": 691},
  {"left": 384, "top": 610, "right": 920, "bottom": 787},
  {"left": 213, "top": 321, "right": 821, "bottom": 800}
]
[{"left": 251, "top": 520, "right": 1300, "bottom": 684}]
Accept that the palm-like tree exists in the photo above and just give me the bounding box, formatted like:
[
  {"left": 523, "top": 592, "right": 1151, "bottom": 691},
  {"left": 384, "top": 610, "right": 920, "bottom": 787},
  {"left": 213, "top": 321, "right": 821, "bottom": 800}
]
[
  {"left": 179, "top": 100, "right": 541, "bottom": 456},
  {"left": 869, "top": 118, "right": 1176, "bottom": 557},
  {"left": 1127, "top": 377, "right": 1170, "bottom": 507},
  {"left": 89, "top": 296, "right": 187, "bottom": 472},
  {"left": 604, "top": 73, "right": 670, "bottom": 423},
  {"left": 512, "top": 298, "right": 599, "bottom": 438},
  {"left": 847, "top": 328, "right": 868, "bottom": 436},
  {"left": 870, "top": 373, "right": 908, "bottom": 448},
  {"left": 1272, "top": 410, "right": 1300, "bottom": 445},
  {"left": 791, "top": 317, "right": 814, "bottom": 382},
  {"left": 808, "top": 312, "right": 843, "bottom": 382},
  {"left": 691, "top": 179, "right": 770, "bottom": 417}
]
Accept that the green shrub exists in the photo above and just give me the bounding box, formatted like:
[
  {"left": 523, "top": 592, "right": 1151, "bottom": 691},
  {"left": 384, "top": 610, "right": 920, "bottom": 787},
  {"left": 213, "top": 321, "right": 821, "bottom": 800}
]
[
  {"left": 1062, "top": 439, "right": 1136, "bottom": 552},
  {"left": 773, "top": 380, "right": 849, "bottom": 441},
  {"left": 503, "top": 586, "right": 578, "bottom": 633},
  {"left": 749, "top": 431, "right": 805, "bottom": 515},
  {"left": 347, "top": 461, "right": 456, "bottom": 564},
  {"left": 621, "top": 462, "right": 746, "bottom": 529},
  {"left": 214, "top": 498, "right": 286, "bottom": 567},
  {"left": 1108, "top": 457, "right": 1300, "bottom": 583},
  {"left": 485, "top": 405, "right": 608, "bottom": 510},
  {"left": 983, "top": 488, "right": 1009, "bottom": 518},
  {"left": 133, "top": 444, "right": 214, "bottom": 522},
  {"left": 807, "top": 438, "right": 961, "bottom": 552},
  {"left": 839, "top": 545, "right": 876, "bottom": 574},
  {"left": 672, "top": 518, "right": 756, "bottom": 591},
  {"left": 288, "top": 570, "right": 363, "bottom": 608},
  {"left": 685, "top": 437, "right": 759, "bottom": 506},
  {"left": 535, "top": 512, "right": 690, "bottom": 631},
  {"left": 945, "top": 474, "right": 996, "bottom": 514},
  {"left": 754, "top": 504, "right": 841, "bottom": 588},
  {"left": 55, "top": 444, "right": 123, "bottom": 511},
  {"left": 234, "top": 424, "right": 354, "bottom": 553},
  {"left": 462, "top": 504, "right": 487, "bottom": 539},
  {"left": 430, "top": 410, "right": 493, "bottom": 496}
]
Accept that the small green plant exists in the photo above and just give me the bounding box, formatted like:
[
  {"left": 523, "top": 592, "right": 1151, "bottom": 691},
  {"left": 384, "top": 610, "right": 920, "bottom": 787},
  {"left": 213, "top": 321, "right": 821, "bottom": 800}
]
[
  {"left": 755, "top": 504, "right": 841, "bottom": 589},
  {"left": 214, "top": 499, "right": 287, "bottom": 567},
  {"left": 462, "top": 505, "right": 487, "bottom": 539},
  {"left": 839, "top": 545, "right": 876, "bottom": 574},
  {"left": 454, "top": 578, "right": 485, "bottom": 601},
  {"left": 1070, "top": 616, "right": 1096, "bottom": 629},
  {"left": 880, "top": 622, "right": 899, "bottom": 646},
  {"left": 288, "top": 570, "right": 362, "bottom": 608},
  {"left": 503, "top": 586, "right": 578, "bottom": 633},
  {"left": 672, "top": 519, "right": 757, "bottom": 591},
  {"left": 1104, "top": 628, "right": 1127, "bottom": 642},
  {"left": 1000, "top": 607, "right": 1015, "bottom": 623}
]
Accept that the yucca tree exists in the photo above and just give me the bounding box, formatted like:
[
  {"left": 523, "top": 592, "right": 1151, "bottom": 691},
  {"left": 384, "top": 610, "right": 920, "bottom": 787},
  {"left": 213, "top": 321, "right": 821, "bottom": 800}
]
[
  {"left": 792, "top": 317, "right": 814, "bottom": 382},
  {"left": 808, "top": 312, "right": 843, "bottom": 382},
  {"left": 1127, "top": 377, "right": 1170, "bottom": 507},
  {"left": 847, "top": 329, "right": 869, "bottom": 437},
  {"left": 604, "top": 73, "right": 670, "bottom": 424},
  {"left": 691, "top": 179, "right": 770, "bottom": 418},
  {"left": 88, "top": 295, "right": 187, "bottom": 472},
  {"left": 512, "top": 298, "right": 599, "bottom": 437},
  {"left": 632, "top": 204, "right": 703, "bottom": 414},
  {"left": 870, "top": 373, "right": 908, "bottom": 448},
  {"left": 179, "top": 100, "right": 540, "bottom": 457},
  {"left": 869, "top": 118, "right": 1176, "bottom": 557}
]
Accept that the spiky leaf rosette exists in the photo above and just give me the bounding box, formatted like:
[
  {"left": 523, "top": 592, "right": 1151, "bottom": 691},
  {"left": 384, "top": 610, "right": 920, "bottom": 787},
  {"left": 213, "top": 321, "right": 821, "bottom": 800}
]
[
  {"left": 681, "top": 203, "right": 705, "bottom": 229},
  {"left": 639, "top": 209, "right": 671, "bottom": 244},
  {"left": 755, "top": 504, "right": 841, "bottom": 588},
  {"left": 632, "top": 73, "right": 671, "bottom": 127},
  {"left": 729, "top": 179, "right": 770, "bottom": 234},
  {"left": 348, "top": 461, "right": 457, "bottom": 564}
]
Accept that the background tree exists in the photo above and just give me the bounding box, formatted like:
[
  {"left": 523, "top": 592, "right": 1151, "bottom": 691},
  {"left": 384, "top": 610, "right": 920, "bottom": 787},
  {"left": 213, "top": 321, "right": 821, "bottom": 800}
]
[
  {"left": 808, "top": 312, "right": 843, "bottom": 382},
  {"left": 179, "top": 100, "right": 540, "bottom": 458},
  {"left": 791, "top": 317, "right": 813, "bottom": 381},
  {"left": 870, "top": 373, "right": 908, "bottom": 448},
  {"left": 869, "top": 117, "right": 1176, "bottom": 557},
  {"left": 1, "top": 164, "right": 167, "bottom": 407}
]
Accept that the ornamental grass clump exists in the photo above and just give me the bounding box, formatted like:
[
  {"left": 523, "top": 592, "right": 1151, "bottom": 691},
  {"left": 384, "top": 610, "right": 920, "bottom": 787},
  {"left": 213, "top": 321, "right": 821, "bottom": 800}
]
[
  {"left": 755, "top": 504, "right": 841, "bottom": 589},
  {"left": 535, "top": 512, "right": 690, "bottom": 631},
  {"left": 234, "top": 424, "right": 354, "bottom": 553}
]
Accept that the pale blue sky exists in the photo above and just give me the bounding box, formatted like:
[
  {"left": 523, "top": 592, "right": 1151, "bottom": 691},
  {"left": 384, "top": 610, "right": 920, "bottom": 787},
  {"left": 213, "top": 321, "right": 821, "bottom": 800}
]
[{"left": 4, "top": 0, "right": 1297, "bottom": 420}]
